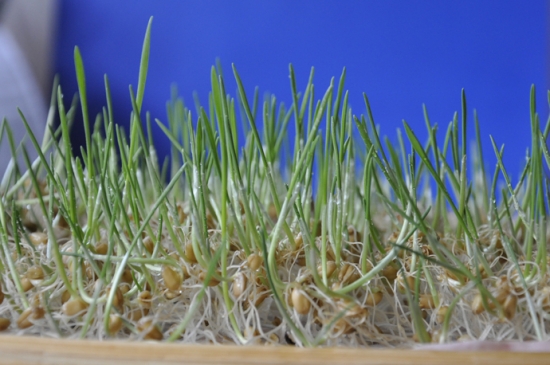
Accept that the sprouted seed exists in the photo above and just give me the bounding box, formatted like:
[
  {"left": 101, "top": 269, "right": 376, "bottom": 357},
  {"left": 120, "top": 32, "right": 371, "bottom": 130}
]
[{"left": 0, "top": 17, "right": 549, "bottom": 348}]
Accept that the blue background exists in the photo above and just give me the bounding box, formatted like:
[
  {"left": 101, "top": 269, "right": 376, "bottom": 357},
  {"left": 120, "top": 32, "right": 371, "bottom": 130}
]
[{"left": 55, "top": 1, "right": 549, "bottom": 175}]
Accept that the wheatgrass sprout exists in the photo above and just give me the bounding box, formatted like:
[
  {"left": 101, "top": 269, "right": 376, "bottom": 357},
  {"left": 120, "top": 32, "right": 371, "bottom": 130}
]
[{"left": 0, "top": 17, "right": 550, "bottom": 347}]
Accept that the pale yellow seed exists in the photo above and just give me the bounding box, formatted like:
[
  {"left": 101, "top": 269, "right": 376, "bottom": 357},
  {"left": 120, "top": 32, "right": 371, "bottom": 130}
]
[
  {"left": 63, "top": 298, "right": 88, "bottom": 316},
  {"left": 419, "top": 294, "right": 435, "bottom": 309},
  {"left": 365, "top": 290, "right": 384, "bottom": 306},
  {"left": 247, "top": 253, "right": 262, "bottom": 271},
  {"left": 137, "top": 317, "right": 163, "bottom": 340},
  {"left": 138, "top": 291, "right": 153, "bottom": 309},
  {"left": 232, "top": 272, "right": 247, "bottom": 298},
  {"left": 26, "top": 266, "right": 45, "bottom": 281},
  {"left": 0, "top": 318, "right": 10, "bottom": 331},
  {"left": 17, "top": 308, "right": 33, "bottom": 329},
  {"left": 21, "top": 277, "right": 33, "bottom": 292},
  {"left": 162, "top": 265, "right": 182, "bottom": 291},
  {"left": 291, "top": 288, "right": 310, "bottom": 315},
  {"left": 317, "top": 261, "right": 337, "bottom": 279},
  {"left": 108, "top": 314, "right": 123, "bottom": 335},
  {"left": 28, "top": 232, "right": 47, "bottom": 246}
]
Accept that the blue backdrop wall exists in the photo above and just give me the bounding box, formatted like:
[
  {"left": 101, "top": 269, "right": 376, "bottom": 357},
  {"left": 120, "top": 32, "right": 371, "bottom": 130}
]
[{"left": 55, "top": 1, "right": 549, "bottom": 174}]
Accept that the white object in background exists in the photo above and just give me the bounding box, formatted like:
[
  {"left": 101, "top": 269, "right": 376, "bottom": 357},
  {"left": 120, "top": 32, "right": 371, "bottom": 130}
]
[{"left": 0, "top": 26, "right": 47, "bottom": 174}]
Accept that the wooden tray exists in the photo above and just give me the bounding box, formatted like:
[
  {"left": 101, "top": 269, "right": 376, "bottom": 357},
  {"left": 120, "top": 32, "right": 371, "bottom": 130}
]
[{"left": 0, "top": 335, "right": 547, "bottom": 365}]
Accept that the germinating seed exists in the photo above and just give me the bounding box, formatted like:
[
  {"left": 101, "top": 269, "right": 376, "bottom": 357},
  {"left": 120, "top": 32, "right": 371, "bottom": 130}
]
[
  {"left": 108, "top": 314, "right": 123, "bottom": 335},
  {"left": 27, "top": 232, "right": 47, "bottom": 246},
  {"left": 418, "top": 294, "right": 435, "bottom": 309},
  {"left": 20, "top": 277, "right": 33, "bottom": 292},
  {"left": 365, "top": 290, "right": 384, "bottom": 306},
  {"left": 291, "top": 287, "right": 310, "bottom": 315},
  {"left": 63, "top": 298, "right": 88, "bottom": 316},
  {"left": 436, "top": 306, "right": 448, "bottom": 323},
  {"left": 61, "top": 289, "right": 71, "bottom": 304},
  {"left": 138, "top": 291, "right": 153, "bottom": 309},
  {"left": 16, "top": 309, "right": 33, "bottom": 329},
  {"left": 137, "top": 317, "right": 163, "bottom": 340},
  {"left": 198, "top": 271, "right": 220, "bottom": 287},
  {"left": 94, "top": 242, "right": 108, "bottom": 255},
  {"left": 0, "top": 318, "right": 10, "bottom": 331},
  {"left": 232, "top": 272, "right": 247, "bottom": 298},
  {"left": 161, "top": 265, "right": 182, "bottom": 291},
  {"left": 317, "top": 260, "right": 337, "bottom": 278},
  {"left": 26, "top": 266, "right": 45, "bottom": 281},
  {"left": 184, "top": 242, "right": 197, "bottom": 263},
  {"left": 142, "top": 237, "right": 154, "bottom": 254},
  {"left": 247, "top": 253, "right": 262, "bottom": 271}
]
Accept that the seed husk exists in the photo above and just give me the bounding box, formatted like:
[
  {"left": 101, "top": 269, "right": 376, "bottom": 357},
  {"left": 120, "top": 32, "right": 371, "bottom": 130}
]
[
  {"left": 0, "top": 318, "right": 10, "bottom": 331},
  {"left": 247, "top": 253, "right": 262, "bottom": 271},
  {"left": 63, "top": 298, "right": 88, "bottom": 316},
  {"left": 162, "top": 265, "right": 182, "bottom": 291},
  {"left": 291, "top": 287, "right": 310, "bottom": 315},
  {"left": 137, "top": 317, "right": 163, "bottom": 340},
  {"left": 0, "top": 290, "right": 4, "bottom": 305}
]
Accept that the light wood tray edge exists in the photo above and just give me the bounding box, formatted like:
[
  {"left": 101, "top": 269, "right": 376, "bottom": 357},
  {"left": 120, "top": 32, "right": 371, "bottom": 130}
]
[{"left": 0, "top": 335, "right": 548, "bottom": 365}]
